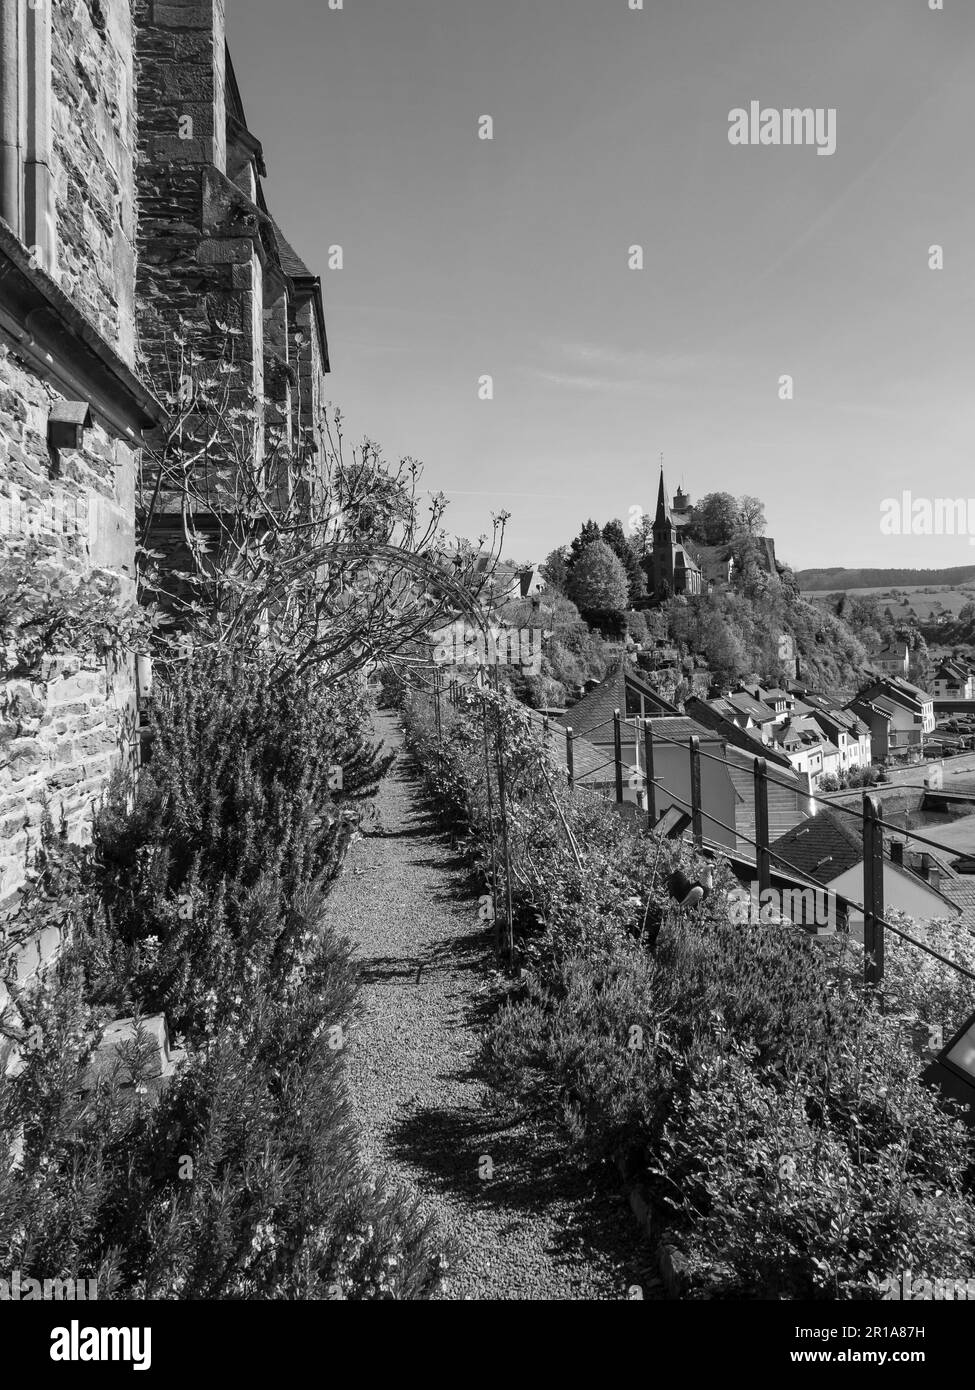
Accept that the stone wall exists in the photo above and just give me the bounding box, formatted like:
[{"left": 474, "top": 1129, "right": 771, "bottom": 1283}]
[
  {"left": 0, "top": 0, "right": 141, "bottom": 910},
  {"left": 0, "top": 348, "right": 138, "bottom": 906},
  {"left": 50, "top": 0, "right": 138, "bottom": 362}
]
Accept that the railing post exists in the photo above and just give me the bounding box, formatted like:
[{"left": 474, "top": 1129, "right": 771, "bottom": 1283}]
[
  {"left": 689, "top": 734, "right": 703, "bottom": 846},
  {"left": 566, "top": 726, "right": 575, "bottom": 788},
  {"left": 863, "top": 794, "right": 886, "bottom": 988},
  {"left": 613, "top": 709, "right": 624, "bottom": 804},
  {"left": 481, "top": 685, "right": 499, "bottom": 940},
  {"left": 494, "top": 703, "right": 515, "bottom": 973},
  {"left": 434, "top": 667, "right": 444, "bottom": 768},
  {"left": 754, "top": 757, "right": 771, "bottom": 898},
  {"left": 644, "top": 719, "right": 656, "bottom": 829}
]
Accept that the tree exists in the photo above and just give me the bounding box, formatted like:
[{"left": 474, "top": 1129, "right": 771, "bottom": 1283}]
[
  {"left": 567, "top": 520, "right": 603, "bottom": 574},
  {"left": 602, "top": 519, "right": 647, "bottom": 605},
  {"left": 687, "top": 492, "right": 739, "bottom": 545},
  {"left": 567, "top": 540, "right": 629, "bottom": 613},
  {"left": 736, "top": 495, "right": 767, "bottom": 537},
  {"left": 137, "top": 321, "right": 504, "bottom": 686},
  {"left": 631, "top": 511, "right": 654, "bottom": 558},
  {"left": 540, "top": 547, "right": 570, "bottom": 591}
]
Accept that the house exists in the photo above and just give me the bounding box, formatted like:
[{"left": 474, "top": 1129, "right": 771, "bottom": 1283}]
[
  {"left": 806, "top": 707, "right": 872, "bottom": 773},
  {"left": 848, "top": 677, "right": 935, "bottom": 759},
  {"left": 770, "top": 812, "right": 964, "bottom": 934},
  {"left": 516, "top": 565, "right": 546, "bottom": 598},
  {"left": 738, "top": 684, "right": 796, "bottom": 719},
  {"left": 769, "top": 720, "right": 826, "bottom": 785},
  {"left": 557, "top": 661, "right": 679, "bottom": 743},
  {"left": 931, "top": 659, "right": 975, "bottom": 701},
  {"left": 872, "top": 640, "right": 911, "bottom": 678},
  {"left": 558, "top": 670, "right": 809, "bottom": 851},
  {"left": 722, "top": 690, "right": 782, "bottom": 742}
]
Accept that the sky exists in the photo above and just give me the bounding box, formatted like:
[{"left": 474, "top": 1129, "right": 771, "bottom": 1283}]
[{"left": 229, "top": 0, "right": 975, "bottom": 574}]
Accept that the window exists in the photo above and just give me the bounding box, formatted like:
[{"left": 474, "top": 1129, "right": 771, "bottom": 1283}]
[{"left": 0, "top": 0, "right": 55, "bottom": 270}]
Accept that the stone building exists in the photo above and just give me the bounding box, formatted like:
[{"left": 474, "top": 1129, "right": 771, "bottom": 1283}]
[
  {"left": 650, "top": 466, "right": 702, "bottom": 600},
  {"left": 0, "top": 0, "right": 329, "bottom": 930}
]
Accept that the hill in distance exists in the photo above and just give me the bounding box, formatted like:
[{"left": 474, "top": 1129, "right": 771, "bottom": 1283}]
[{"left": 797, "top": 565, "right": 975, "bottom": 591}]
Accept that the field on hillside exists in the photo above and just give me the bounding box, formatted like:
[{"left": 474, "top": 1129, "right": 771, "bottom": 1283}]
[{"left": 802, "top": 582, "right": 975, "bottom": 625}]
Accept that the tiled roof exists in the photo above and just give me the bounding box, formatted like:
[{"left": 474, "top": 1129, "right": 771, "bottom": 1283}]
[
  {"left": 939, "top": 874, "right": 975, "bottom": 932},
  {"left": 725, "top": 691, "right": 778, "bottom": 723},
  {"left": 685, "top": 696, "right": 795, "bottom": 770},
  {"left": 270, "top": 219, "right": 315, "bottom": 280},
  {"left": 556, "top": 664, "right": 678, "bottom": 742},
  {"left": 644, "top": 716, "right": 722, "bottom": 745},
  {"left": 770, "top": 811, "right": 865, "bottom": 884},
  {"left": 524, "top": 708, "right": 609, "bottom": 785}
]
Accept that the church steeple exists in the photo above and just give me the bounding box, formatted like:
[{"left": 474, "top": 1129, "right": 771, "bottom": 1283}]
[
  {"left": 654, "top": 463, "right": 671, "bottom": 527},
  {"left": 651, "top": 458, "right": 677, "bottom": 600}
]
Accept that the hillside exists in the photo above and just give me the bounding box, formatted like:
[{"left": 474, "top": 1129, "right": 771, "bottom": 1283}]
[{"left": 798, "top": 565, "right": 975, "bottom": 591}]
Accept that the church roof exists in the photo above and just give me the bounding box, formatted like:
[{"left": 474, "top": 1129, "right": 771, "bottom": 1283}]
[{"left": 270, "top": 219, "right": 315, "bottom": 281}]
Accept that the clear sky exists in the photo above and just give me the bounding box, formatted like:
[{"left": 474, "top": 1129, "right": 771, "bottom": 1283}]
[{"left": 229, "top": 0, "right": 975, "bottom": 573}]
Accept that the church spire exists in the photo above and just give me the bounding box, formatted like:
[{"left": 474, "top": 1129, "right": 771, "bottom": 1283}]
[{"left": 654, "top": 457, "right": 671, "bottom": 527}]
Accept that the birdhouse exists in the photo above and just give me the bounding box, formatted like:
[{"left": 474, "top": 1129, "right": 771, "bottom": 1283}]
[{"left": 47, "top": 400, "right": 92, "bottom": 453}]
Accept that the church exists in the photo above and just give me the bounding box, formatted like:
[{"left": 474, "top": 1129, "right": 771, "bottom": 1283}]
[
  {"left": 648, "top": 467, "right": 785, "bottom": 603},
  {"left": 650, "top": 468, "right": 704, "bottom": 599}
]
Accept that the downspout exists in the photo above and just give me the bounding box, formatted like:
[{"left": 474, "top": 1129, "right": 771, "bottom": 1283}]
[
  {"left": 0, "top": 0, "right": 23, "bottom": 235},
  {"left": 23, "top": 0, "right": 54, "bottom": 273}
]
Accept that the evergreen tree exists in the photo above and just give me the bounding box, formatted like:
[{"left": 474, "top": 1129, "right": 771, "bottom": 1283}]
[
  {"left": 567, "top": 520, "right": 603, "bottom": 574},
  {"left": 602, "top": 519, "right": 647, "bottom": 604}
]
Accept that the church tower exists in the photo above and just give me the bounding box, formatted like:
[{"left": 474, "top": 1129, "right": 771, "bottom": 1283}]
[{"left": 651, "top": 464, "right": 676, "bottom": 597}]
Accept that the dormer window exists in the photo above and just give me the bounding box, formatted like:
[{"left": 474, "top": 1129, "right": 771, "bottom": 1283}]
[{"left": 226, "top": 115, "right": 266, "bottom": 204}]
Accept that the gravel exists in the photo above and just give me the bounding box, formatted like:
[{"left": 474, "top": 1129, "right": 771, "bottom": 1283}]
[{"left": 327, "top": 710, "right": 657, "bottom": 1301}]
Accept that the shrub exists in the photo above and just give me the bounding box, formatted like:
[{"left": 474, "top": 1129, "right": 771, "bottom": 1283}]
[
  {"left": 0, "top": 657, "right": 445, "bottom": 1300},
  {"left": 403, "top": 684, "right": 975, "bottom": 1299},
  {"left": 76, "top": 652, "right": 391, "bottom": 1040}
]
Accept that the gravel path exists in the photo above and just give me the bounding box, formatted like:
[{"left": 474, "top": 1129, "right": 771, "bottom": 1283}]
[{"left": 328, "top": 710, "right": 656, "bottom": 1301}]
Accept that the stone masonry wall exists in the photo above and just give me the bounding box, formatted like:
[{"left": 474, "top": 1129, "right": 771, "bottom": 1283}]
[
  {"left": 0, "top": 349, "right": 138, "bottom": 908},
  {"left": 50, "top": 0, "right": 139, "bottom": 363},
  {"left": 0, "top": 0, "right": 140, "bottom": 911}
]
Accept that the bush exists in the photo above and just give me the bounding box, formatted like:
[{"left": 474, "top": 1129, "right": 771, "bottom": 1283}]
[
  {"left": 1, "top": 947, "right": 445, "bottom": 1299},
  {"left": 0, "top": 656, "right": 445, "bottom": 1300},
  {"left": 403, "top": 684, "right": 975, "bottom": 1299},
  {"left": 76, "top": 652, "right": 391, "bottom": 1040}
]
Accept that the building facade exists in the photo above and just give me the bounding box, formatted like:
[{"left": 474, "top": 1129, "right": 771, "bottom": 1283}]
[{"left": 0, "top": 0, "right": 328, "bottom": 917}]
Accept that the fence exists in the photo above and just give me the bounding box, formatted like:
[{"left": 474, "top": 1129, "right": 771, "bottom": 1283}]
[{"left": 421, "top": 666, "right": 975, "bottom": 995}]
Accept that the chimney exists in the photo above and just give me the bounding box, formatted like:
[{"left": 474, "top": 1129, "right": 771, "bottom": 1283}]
[{"left": 890, "top": 841, "right": 904, "bottom": 866}]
